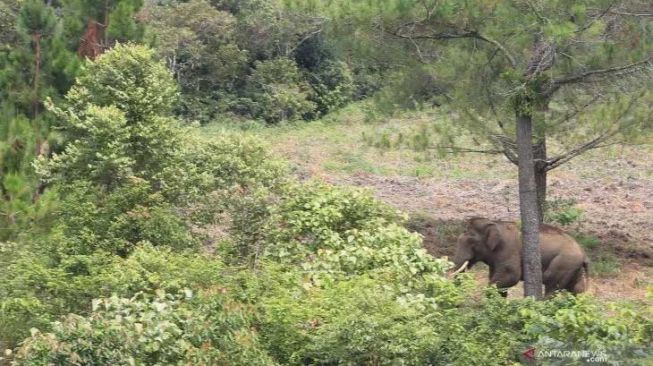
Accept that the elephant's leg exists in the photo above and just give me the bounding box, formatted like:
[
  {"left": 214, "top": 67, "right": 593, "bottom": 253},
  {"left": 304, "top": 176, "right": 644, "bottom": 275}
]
[
  {"left": 489, "top": 267, "right": 519, "bottom": 298},
  {"left": 565, "top": 268, "right": 586, "bottom": 294},
  {"left": 544, "top": 284, "right": 559, "bottom": 298},
  {"left": 543, "top": 271, "right": 563, "bottom": 298},
  {"left": 542, "top": 255, "right": 576, "bottom": 298},
  {"left": 545, "top": 266, "right": 578, "bottom": 298},
  {"left": 497, "top": 287, "right": 509, "bottom": 298}
]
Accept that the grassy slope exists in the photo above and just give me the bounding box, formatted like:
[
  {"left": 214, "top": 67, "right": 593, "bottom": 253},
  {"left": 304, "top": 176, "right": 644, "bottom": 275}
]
[{"left": 203, "top": 103, "right": 653, "bottom": 302}]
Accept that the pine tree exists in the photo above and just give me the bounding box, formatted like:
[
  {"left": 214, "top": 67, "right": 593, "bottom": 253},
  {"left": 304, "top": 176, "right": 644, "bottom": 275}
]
[{"left": 299, "top": 0, "right": 653, "bottom": 298}]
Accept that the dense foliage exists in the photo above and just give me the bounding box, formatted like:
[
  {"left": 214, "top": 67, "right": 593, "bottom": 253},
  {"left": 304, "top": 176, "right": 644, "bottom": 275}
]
[
  {"left": 140, "top": 0, "right": 367, "bottom": 123},
  {"left": 1, "top": 1, "right": 652, "bottom": 365}
]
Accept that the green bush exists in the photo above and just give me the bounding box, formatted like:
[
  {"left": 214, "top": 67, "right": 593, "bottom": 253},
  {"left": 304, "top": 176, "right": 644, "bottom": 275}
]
[
  {"left": 0, "top": 244, "right": 233, "bottom": 350},
  {"left": 161, "top": 133, "right": 287, "bottom": 204},
  {"left": 244, "top": 58, "right": 316, "bottom": 123},
  {"left": 49, "top": 179, "right": 198, "bottom": 257},
  {"left": 9, "top": 266, "right": 652, "bottom": 366},
  {"left": 13, "top": 291, "right": 278, "bottom": 366},
  {"left": 37, "top": 44, "right": 181, "bottom": 190},
  {"left": 261, "top": 274, "right": 447, "bottom": 365},
  {"left": 64, "top": 43, "right": 177, "bottom": 122},
  {"left": 572, "top": 231, "right": 601, "bottom": 250},
  {"left": 309, "top": 60, "right": 355, "bottom": 116},
  {"left": 231, "top": 182, "right": 452, "bottom": 281},
  {"left": 260, "top": 274, "right": 652, "bottom": 366},
  {"left": 591, "top": 255, "right": 621, "bottom": 277},
  {"left": 544, "top": 198, "right": 584, "bottom": 227}
]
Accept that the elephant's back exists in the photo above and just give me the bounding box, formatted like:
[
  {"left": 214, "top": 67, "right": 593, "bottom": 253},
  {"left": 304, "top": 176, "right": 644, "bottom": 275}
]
[{"left": 540, "top": 225, "right": 586, "bottom": 265}]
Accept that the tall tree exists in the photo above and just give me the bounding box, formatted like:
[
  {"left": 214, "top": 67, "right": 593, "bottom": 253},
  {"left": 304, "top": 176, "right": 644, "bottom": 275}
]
[
  {"left": 0, "top": 0, "right": 21, "bottom": 51},
  {"left": 299, "top": 0, "right": 653, "bottom": 298},
  {"left": 61, "top": 0, "right": 144, "bottom": 59},
  {"left": 0, "top": 0, "right": 146, "bottom": 240},
  {"left": 16, "top": 0, "right": 59, "bottom": 119},
  {"left": 0, "top": 0, "right": 79, "bottom": 240}
]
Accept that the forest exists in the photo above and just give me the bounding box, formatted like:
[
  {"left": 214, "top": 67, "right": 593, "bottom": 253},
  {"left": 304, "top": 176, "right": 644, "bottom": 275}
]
[{"left": 0, "top": 0, "right": 652, "bottom": 364}]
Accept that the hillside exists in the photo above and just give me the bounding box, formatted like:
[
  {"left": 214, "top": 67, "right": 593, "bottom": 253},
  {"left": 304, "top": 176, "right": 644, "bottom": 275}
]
[
  {"left": 207, "top": 105, "right": 653, "bottom": 302},
  {"left": 3, "top": 0, "right": 653, "bottom": 364}
]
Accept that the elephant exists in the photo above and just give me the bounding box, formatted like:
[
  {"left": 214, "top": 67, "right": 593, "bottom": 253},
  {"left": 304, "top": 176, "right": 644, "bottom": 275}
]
[{"left": 451, "top": 217, "right": 589, "bottom": 297}]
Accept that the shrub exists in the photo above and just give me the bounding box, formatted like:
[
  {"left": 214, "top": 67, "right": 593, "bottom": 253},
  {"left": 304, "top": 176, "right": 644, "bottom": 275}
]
[
  {"left": 260, "top": 275, "right": 652, "bottom": 366},
  {"left": 64, "top": 43, "right": 177, "bottom": 121},
  {"left": 0, "top": 242, "right": 116, "bottom": 349},
  {"left": 37, "top": 45, "right": 182, "bottom": 190},
  {"left": 261, "top": 274, "right": 450, "bottom": 365},
  {"left": 572, "top": 231, "right": 601, "bottom": 250},
  {"left": 50, "top": 179, "right": 198, "bottom": 256},
  {"left": 96, "top": 245, "right": 227, "bottom": 296},
  {"left": 35, "top": 44, "right": 289, "bottom": 259},
  {"left": 544, "top": 198, "right": 584, "bottom": 227},
  {"left": 0, "top": 244, "right": 230, "bottom": 351},
  {"left": 13, "top": 291, "right": 278, "bottom": 366},
  {"left": 161, "top": 133, "right": 287, "bottom": 205},
  {"left": 224, "top": 182, "right": 453, "bottom": 291},
  {"left": 309, "top": 60, "right": 355, "bottom": 116},
  {"left": 245, "top": 58, "right": 316, "bottom": 123}
]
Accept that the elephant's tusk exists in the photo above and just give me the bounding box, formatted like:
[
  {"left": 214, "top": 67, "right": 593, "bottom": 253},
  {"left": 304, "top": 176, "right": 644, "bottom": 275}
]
[{"left": 451, "top": 261, "right": 469, "bottom": 276}]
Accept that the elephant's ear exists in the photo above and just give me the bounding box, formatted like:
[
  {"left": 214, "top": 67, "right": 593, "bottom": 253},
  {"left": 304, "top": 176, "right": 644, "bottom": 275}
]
[{"left": 485, "top": 224, "right": 502, "bottom": 251}]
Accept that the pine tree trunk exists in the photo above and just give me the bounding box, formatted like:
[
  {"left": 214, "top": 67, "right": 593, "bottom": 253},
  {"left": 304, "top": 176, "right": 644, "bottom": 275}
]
[
  {"left": 534, "top": 167, "right": 547, "bottom": 224},
  {"left": 534, "top": 139, "right": 547, "bottom": 224},
  {"left": 32, "top": 32, "right": 41, "bottom": 119},
  {"left": 516, "top": 112, "right": 543, "bottom": 299}
]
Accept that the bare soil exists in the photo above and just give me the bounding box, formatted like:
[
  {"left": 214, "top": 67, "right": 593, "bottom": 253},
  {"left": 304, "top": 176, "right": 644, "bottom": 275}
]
[
  {"left": 321, "top": 171, "right": 653, "bottom": 302},
  {"left": 250, "top": 114, "right": 653, "bottom": 301},
  {"left": 326, "top": 171, "right": 653, "bottom": 264}
]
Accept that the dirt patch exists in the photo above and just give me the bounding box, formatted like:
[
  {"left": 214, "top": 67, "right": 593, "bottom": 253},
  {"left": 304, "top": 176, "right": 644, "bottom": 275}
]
[
  {"left": 405, "top": 216, "right": 464, "bottom": 258},
  {"left": 324, "top": 172, "right": 653, "bottom": 266}
]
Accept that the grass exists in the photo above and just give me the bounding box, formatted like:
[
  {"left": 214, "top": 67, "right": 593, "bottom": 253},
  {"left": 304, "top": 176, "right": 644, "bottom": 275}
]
[
  {"left": 591, "top": 255, "right": 621, "bottom": 277},
  {"left": 572, "top": 232, "right": 602, "bottom": 250},
  {"left": 202, "top": 103, "right": 653, "bottom": 184},
  {"left": 202, "top": 103, "right": 519, "bottom": 180}
]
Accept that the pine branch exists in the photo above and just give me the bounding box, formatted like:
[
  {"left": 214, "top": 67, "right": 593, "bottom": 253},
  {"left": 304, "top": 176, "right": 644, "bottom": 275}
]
[
  {"left": 608, "top": 9, "right": 653, "bottom": 17},
  {"left": 386, "top": 25, "right": 517, "bottom": 68},
  {"left": 436, "top": 146, "right": 507, "bottom": 155},
  {"left": 548, "top": 94, "right": 603, "bottom": 127},
  {"left": 544, "top": 133, "right": 613, "bottom": 171},
  {"left": 551, "top": 55, "right": 653, "bottom": 87},
  {"left": 545, "top": 92, "right": 643, "bottom": 170},
  {"left": 488, "top": 133, "right": 518, "bottom": 165},
  {"left": 578, "top": 1, "right": 617, "bottom": 33}
]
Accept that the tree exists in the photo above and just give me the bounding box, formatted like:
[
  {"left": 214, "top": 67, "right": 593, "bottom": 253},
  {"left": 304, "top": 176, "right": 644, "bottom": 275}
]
[
  {"left": 141, "top": 0, "right": 249, "bottom": 121},
  {"left": 140, "top": 0, "right": 331, "bottom": 122},
  {"left": 0, "top": 0, "right": 146, "bottom": 240},
  {"left": 0, "top": 0, "right": 79, "bottom": 240},
  {"left": 38, "top": 43, "right": 179, "bottom": 189},
  {"left": 300, "top": 0, "right": 653, "bottom": 298},
  {"left": 0, "top": 0, "right": 21, "bottom": 50},
  {"left": 245, "top": 58, "right": 317, "bottom": 123},
  {"left": 17, "top": 0, "right": 59, "bottom": 119},
  {"left": 62, "top": 0, "right": 144, "bottom": 59}
]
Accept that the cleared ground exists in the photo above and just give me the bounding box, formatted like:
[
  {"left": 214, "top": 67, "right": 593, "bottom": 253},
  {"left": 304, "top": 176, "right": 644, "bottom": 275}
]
[{"left": 205, "top": 104, "right": 653, "bottom": 302}]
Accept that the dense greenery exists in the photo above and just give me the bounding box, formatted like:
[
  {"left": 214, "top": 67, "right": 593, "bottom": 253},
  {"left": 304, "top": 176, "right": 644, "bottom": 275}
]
[{"left": 1, "top": 1, "right": 652, "bottom": 365}]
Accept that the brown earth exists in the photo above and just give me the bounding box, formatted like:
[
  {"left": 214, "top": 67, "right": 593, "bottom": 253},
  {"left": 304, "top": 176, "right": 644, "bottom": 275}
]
[
  {"left": 321, "top": 172, "right": 653, "bottom": 302},
  {"left": 325, "top": 171, "right": 653, "bottom": 265}
]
